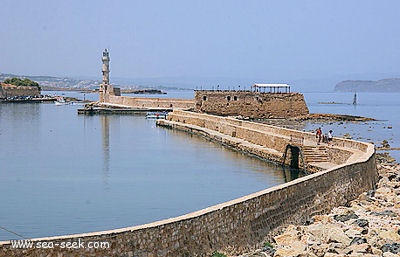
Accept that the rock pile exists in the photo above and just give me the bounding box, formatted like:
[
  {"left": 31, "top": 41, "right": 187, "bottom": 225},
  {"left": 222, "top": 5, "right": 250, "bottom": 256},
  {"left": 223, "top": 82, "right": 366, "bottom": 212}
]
[
  {"left": 376, "top": 153, "right": 397, "bottom": 165},
  {"left": 236, "top": 162, "right": 400, "bottom": 257}
]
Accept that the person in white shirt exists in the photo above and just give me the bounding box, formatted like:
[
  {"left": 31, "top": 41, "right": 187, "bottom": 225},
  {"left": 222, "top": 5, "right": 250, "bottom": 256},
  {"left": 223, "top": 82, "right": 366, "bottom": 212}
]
[{"left": 327, "top": 130, "right": 333, "bottom": 144}]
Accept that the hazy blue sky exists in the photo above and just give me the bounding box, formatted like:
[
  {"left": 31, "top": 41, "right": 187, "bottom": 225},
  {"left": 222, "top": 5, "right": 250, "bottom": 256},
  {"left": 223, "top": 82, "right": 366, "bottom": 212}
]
[{"left": 1, "top": 0, "right": 399, "bottom": 82}]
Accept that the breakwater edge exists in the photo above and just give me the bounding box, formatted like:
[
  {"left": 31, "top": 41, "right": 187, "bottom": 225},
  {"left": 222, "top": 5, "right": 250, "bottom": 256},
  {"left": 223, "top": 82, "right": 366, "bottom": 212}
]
[
  {"left": 236, "top": 156, "right": 400, "bottom": 257},
  {"left": 1, "top": 109, "right": 377, "bottom": 256}
]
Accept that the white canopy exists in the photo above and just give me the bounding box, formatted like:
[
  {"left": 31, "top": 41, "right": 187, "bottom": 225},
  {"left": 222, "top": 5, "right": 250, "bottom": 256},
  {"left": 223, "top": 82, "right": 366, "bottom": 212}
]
[
  {"left": 252, "top": 83, "right": 290, "bottom": 88},
  {"left": 252, "top": 83, "right": 291, "bottom": 93}
]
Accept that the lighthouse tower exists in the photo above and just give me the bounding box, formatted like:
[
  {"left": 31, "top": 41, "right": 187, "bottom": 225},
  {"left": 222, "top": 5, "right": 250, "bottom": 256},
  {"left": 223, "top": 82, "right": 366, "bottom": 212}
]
[{"left": 100, "top": 49, "right": 110, "bottom": 102}]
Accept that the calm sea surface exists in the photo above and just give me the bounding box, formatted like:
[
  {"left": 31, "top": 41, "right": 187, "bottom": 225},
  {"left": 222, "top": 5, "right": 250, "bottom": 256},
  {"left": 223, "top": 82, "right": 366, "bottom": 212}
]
[
  {"left": 0, "top": 91, "right": 296, "bottom": 240},
  {"left": 303, "top": 92, "right": 400, "bottom": 161},
  {"left": 1, "top": 90, "right": 398, "bottom": 241}
]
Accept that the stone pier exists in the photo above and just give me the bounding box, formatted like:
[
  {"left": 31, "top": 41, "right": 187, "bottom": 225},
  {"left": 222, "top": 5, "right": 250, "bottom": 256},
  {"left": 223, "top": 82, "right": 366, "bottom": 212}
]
[{"left": 0, "top": 111, "right": 378, "bottom": 257}]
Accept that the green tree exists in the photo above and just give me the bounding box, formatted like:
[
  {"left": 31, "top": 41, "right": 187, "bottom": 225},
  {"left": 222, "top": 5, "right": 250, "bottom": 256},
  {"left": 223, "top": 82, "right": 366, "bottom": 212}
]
[{"left": 3, "top": 77, "right": 41, "bottom": 90}]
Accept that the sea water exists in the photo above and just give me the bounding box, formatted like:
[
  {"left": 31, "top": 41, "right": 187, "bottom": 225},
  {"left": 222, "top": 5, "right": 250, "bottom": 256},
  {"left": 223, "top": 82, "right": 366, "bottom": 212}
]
[
  {"left": 1, "top": 90, "right": 398, "bottom": 241},
  {"left": 303, "top": 92, "right": 400, "bottom": 161},
  {"left": 0, "top": 95, "right": 295, "bottom": 240}
]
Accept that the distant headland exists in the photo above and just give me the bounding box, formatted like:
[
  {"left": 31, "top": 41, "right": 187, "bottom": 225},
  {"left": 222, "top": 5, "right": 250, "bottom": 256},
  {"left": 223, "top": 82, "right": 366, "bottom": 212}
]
[{"left": 334, "top": 78, "right": 400, "bottom": 92}]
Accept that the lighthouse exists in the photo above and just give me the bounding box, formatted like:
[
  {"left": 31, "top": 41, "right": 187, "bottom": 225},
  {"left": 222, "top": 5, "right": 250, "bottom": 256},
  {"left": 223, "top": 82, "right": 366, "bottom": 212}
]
[
  {"left": 102, "top": 49, "right": 110, "bottom": 85},
  {"left": 100, "top": 49, "right": 110, "bottom": 102}
]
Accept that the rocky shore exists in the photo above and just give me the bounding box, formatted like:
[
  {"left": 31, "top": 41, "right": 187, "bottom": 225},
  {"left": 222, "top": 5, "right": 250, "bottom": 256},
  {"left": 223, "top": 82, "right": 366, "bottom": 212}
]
[
  {"left": 235, "top": 154, "right": 400, "bottom": 257},
  {"left": 254, "top": 113, "right": 376, "bottom": 132}
]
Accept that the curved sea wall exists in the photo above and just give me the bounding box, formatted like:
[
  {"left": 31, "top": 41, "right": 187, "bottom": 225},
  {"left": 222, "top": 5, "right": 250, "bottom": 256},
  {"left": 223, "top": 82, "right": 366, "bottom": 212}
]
[
  {"left": 162, "top": 110, "right": 368, "bottom": 171},
  {"left": 0, "top": 111, "right": 377, "bottom": 257}
]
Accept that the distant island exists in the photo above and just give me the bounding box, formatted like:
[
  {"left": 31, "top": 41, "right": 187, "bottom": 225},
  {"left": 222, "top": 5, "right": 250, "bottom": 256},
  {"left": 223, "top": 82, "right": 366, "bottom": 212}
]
[{"left": 334, "top": 78, "right": 400, "bottom": 92}]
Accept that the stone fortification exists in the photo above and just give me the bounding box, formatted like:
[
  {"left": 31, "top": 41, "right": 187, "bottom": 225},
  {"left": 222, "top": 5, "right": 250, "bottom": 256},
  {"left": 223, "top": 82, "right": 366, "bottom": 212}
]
[
  {"left": 0, "top": 83, "right": 40, "bottom": 98},
  {"left": 195, "top": 90, "right": 309, "bottom": 118},
  {"left": 1, "top": 111, "right": 377, "bottom": 257}
]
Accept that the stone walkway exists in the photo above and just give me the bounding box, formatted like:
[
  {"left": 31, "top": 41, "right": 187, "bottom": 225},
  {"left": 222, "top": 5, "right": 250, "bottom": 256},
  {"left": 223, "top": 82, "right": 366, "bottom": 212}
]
[{"left": 235, "top": 160, "right": 400, "bottom": 257}]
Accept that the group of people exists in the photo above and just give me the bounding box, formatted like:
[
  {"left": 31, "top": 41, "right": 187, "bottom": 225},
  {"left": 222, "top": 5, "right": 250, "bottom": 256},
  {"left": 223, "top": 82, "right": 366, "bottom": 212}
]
[{"left": 316, "top": 127, "right": 333, "bottom": 145}]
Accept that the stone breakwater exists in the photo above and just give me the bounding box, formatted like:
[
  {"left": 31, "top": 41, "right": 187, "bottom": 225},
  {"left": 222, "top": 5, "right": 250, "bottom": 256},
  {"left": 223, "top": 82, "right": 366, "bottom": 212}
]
[
  {"left": 236, "top": 162, "right": 400, "bottom": 257},
  {"left": 0, "top": 111, "right": 377, "bottom": 257}
]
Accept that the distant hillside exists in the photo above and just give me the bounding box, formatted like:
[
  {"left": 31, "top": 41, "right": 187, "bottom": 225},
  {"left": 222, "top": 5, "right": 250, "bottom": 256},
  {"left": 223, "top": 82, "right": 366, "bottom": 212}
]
[
  {"left": 0, "top": 73, "right": 100, "bottom": 90},
  {"left": 334, "top": 78, "right": 400, "bottom": 92},
  {"left": 0, "top": 73, "right": 191, "bottom": 90}
]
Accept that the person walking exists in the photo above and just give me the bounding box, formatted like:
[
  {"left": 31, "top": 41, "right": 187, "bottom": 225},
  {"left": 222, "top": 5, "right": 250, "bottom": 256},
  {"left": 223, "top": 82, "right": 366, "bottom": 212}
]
[{"left": 316, "top": 127, "right": 322, "bottom": 145}]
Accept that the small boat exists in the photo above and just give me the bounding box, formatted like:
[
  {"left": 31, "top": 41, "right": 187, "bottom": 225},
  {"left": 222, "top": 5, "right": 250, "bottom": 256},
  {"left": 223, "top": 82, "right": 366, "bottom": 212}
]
[
  {"left": 54, "top": 97, "right": 71, "bottom": 106},
  {"left": 145, "top": 112, "right": 167, "bottom": 119}
]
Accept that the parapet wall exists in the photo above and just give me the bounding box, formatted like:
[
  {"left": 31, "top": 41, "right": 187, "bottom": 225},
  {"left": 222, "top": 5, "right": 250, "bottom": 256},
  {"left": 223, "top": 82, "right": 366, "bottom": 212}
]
[
  {"left": 0, "top": 83, "right": 40, "bottom": 98},
  {"left": 195, "top": 90, "right": 309, "bottom": 118},
  {"left": 103, "top": 94, "right": 194, "bottom": 110},
  {"left": 0, "top": 111, "right": 377, "bottom": 257},
  {"left": 164, "top": 110, "right": 368, "bottom": 167}
]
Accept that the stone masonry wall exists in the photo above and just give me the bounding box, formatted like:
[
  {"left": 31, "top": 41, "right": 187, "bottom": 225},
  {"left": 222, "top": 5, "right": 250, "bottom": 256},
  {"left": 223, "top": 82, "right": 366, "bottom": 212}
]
[
  {"left": 0, "top": 111, "right": 377, "bottom": 257},
  {"left": 104, "top": 94, "right": 194, "bottom": 110},
  {"left": 166, "top": 110, "right": 369, "bottom": 157},
  {"left": 0, "top": 83, "right": 40, "bottom": 98},
  {"left": 327, "top": 147, "right": 353, "bottom": 165},
  {"left": 195, "top": 90, "right": 309, "bottom": 118}
]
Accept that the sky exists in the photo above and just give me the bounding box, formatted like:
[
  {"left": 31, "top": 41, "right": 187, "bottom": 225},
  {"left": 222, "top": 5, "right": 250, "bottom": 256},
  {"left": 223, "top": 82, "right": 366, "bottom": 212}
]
[{"left": 1, "top": 0, "right": 400, "bottom": 86}]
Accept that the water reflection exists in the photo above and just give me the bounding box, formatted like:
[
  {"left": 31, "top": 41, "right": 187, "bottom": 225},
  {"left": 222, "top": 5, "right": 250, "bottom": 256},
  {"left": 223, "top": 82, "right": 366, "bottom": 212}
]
[
  {"left": 281, "top": 167, "right": 302, "bottom": 182},
  {"left": 101, "top": 115, "right": 110, "bottom": 189},
  {"left": 0, "top": 103, "right": 295, "bottom": 240},
  {"left": 0, "top": 103, "right": 41, "bottom": 124}
]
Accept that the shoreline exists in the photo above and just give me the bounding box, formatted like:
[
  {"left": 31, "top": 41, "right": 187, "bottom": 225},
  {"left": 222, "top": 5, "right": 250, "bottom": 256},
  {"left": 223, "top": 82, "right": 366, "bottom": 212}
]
[
  {"left": 41, "top": 87, "right": 95, "bottom": 92},
  {"left": 235, "top": 154, "right": 399, "bottom": 257},
  {"left": 0, "top": 110, "right": 377, "bottom": 257},
  {"left": 253, "top": 114, "right": 399, "bottom": 161},
  {"left": 0, "top": 97, "right": 56, "bottom": 103},
  {"left": 42, "top": 87, "right": 167, "bottom": 95}
]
